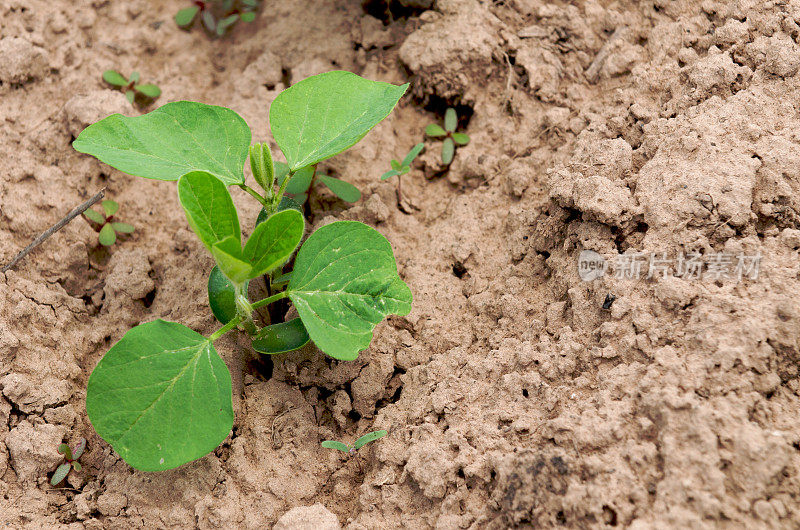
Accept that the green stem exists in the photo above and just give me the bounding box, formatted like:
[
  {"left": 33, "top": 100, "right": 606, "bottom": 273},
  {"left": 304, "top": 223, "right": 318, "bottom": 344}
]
[
  {"left": 208, "top": 315, "right": 243, "bottom": 342},
  {"left": 272, "top": 169, "right": 294, "bottom": 210},
  {"left": 239, "top": 184, "right": 270, "bottom": 209},
  {"left": 251, "top": 291, "right": 289, "bottom": 310}
]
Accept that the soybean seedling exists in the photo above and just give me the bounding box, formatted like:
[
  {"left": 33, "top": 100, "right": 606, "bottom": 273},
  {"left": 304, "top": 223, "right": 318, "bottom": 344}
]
[
  {"left": 102, "top": 70, "right": 161, "bottom": 106},
  {"left": 175, "top": 0, "right": 260, "bottom": 37},
  {"left": 83, "top": 200, "right": 135, "bottom": 247},
  {"left": 50, "top": 438, "right": 86, "bottom": 486},
  {"left": 425, "top": 108, "right": 470, "bottom": 165},
  {"left": 381, "top": 142, "right": 424, "bottom": 209},
  {"left": 322, "top": 430, "right": 388, "bottom": 456},
  {"left": 73, "top": 71, "right": 412, "bottom": 473}
]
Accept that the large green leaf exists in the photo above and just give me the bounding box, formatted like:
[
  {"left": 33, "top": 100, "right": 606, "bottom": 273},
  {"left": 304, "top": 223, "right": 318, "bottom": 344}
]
[
  {"left": 242, "top": 209, "right": 304, "bottom": 279},
  {"left": 86, "top": 320, "right": 234, "bottom": 471},
  {"left": 269, "top": 71, "right": 408, "bottom": 171},
  {"left": 178, "top": 171, "right": 241, "bottom": 253},
  {"left": 287, "top": 221, "right": 412, "bottom": 360},
  {"left": 251, "top": 318, "right": 310, "bottom": 354},
  {"left": 72, "top": 101, "right": 250, "bottom": 186}
]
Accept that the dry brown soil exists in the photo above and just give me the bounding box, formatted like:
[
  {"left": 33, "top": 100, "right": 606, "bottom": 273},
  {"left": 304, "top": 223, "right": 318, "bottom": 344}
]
[{"left": 2, "top": 0, "right": 800, "bottom": 527}]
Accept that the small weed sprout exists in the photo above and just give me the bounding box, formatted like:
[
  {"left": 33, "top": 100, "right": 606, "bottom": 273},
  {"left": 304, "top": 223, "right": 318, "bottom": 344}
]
[
  {"left": 83, "top": 200, "right": 135, "bottom": 247},
  {"left": 277, "top": 162, "right": 362, "bottom": 206},
  {"left": 381, "top": 142, "right": 424, "bottom": 181},
  {"left": 102, "top": 70, "right": 161, "bottom": 106},
  {"left": 175, "top": 0, "right": 260, "bottom": 37},
  {"left": 50, "top": 438, "right": 86, "bottom": 486},
  {"left": 425, "top": 108, "right": 470, "bottom": 165},
  {"left": 322, "top": 430, "right": 388, "bottom": 456}
]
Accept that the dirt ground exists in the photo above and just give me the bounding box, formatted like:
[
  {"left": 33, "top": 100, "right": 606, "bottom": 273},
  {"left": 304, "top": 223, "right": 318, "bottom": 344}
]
[{"left": 2, "top": 0, "right": 800, "bottom": 527}]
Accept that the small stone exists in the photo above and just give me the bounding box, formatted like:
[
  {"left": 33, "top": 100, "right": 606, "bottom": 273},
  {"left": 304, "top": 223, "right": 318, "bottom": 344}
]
[
  {"left": 0, "top": 37, "right": 49, "bottom": 84},
  {"left": 274, "top": 503, "right": 340, "bottom": 530}
]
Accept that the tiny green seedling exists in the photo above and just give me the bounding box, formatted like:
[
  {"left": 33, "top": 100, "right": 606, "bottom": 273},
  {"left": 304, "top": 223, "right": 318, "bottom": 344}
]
[
  {"left": 279, "top": 162, "right": 361, "bottom": 206},
  {"left": 73, "top": 71, "right": 412, "bottom": 473},
  {"left": 176, "top": 0, "right": 260, "bottom": 37},
  {"left": 102, "top": 70, "right": 161, "bottom": 106},
  {"left": 50, "top": 438, "right": 86, "bottom": 486},
  {"left": 381, "top": 142, "right": 424, "bottom": 181},
  {"left": 322, "top": 430, "right": 387, "bottom": 456},
  {"left": 425, "top": 108, "right": 470, "bottom": 165},
  {"left": 83, "top": 200, "right": 135, "bottom": 247}
]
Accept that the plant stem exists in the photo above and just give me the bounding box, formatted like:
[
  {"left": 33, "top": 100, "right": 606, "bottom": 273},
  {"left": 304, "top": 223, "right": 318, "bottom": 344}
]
[
  {"left": 208, "top": 315, "right": 243, "bottom": 342},
  {"left": 251, "top": 291, "right": 289, "bottom": 309},
  {"left": 238, "top": 184, "right": 270, "bottom": 209}
]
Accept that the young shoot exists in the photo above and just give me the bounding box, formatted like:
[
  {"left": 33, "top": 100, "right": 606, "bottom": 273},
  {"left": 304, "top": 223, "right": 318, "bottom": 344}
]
[
  {"left": 322, "top": 430, "right": 388, "bottom": 456},
  {"left": 175, "top": 0, "right": 260, "bottom": 37},
  {"left": 50, "top": 438, "right": 86, "bottom": 486},
  {"left": 83, "top": 199, "right": 135, "bottom": 246},
  {"left": 72, "top": 71, "right": 412, "bottom": 472},
  {"left": 425, "top": 107, "right": 470, "bottom": 165},
  {"left": 102, "top": 70, "right": 161, "bottom": 106}
]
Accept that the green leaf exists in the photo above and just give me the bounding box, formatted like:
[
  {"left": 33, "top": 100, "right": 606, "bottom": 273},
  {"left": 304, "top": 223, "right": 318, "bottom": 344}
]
[
  {"left": 249, "top": 143, "right": 274, "bottom": 193},
  {"left": 84, "top": 209, "right": 106, "bottom": 224},
  {"left": 129, "top": 72, "right": 140, "bottom": 84},
  {"left": 102, "top": 70, "right": 128, "bottom": 87},
  {"left": 207, "top": 265, "right": 241, "bottom": 324},
  {"left": 271, "top": 271, "right": 292, "bottom": 289},
  {"left": 111, "top": 222, "right": 135, "bottom": 234},
  {"left": 125, "top": 90, "right": 135, "bottom": 104},
  {"left": 242, "top": 0, "right": 258, "bottom": 7},
  {"left": 58, "top": 443, "right": 73, "bottom": 461},
  {"left": 86, "top": 320, "right": 234, "bottom": 471},
  {"left": 352, "top": 429, "right": 387, "bottom": 450},
  {"left": 240, "top": 11, "right": 256, "bottom": 22},
  {"left": 72, "top": 461, "right": 82, "bottom": 472},
  {"left": 202, "top": 10, "right": 216, "bottom": 32},
  {"left": 72, "top": 438, "right": 87, "bottom": 459},
  {"left": 380, "top": 169, "right": 400, "bottom": 181},
  {"left": 178, "top": 171, "right": 241, "bottom": 253},
  {"left": 135, "top": 84, "right": 161, "bottom": 98},
  {"left": 51, "top": 463, "right": 71, "bottom": 486},
  {"left": 211, "top": 236, "right": 251, "bottom": 284},
  {"left": 442, "top": 137, "right": 455, "bottom": 165},
  {"left": 277, "top": 195, "right": 303, "bottom": 214},
  {"left": 251, "top": 318, "right": 310, "bottom": 354},
  {"left": 318, "top": 175, "right": 361, "bottom": 203},
  {"left": 452, "top": 132, "right": 470, "bottom": 146},
  {"left": 270, "top": 71, "right": 408, "bottom": 171},
  {"left": 175, "top": 6, "right": 199, "bottom": 27},
  {"left": 287, "top": 221, "right": 412, "bottom": 360},
  {"left": 390, "top": 159, "right": 401, "bottom": 171},
  {"left": 444, "top": 108, "right": 457, "bottom": 132},
  {"left": 284, "top": 164, "right": 314, "bottom": 195},
  {"left": 102, "top": 200, "right": 119, "bottom": 218},
  {"left": 217, "top": 14, "right": 239, "bottom": 35},
  {"left": 72, "top": 101, "right": 251, "bottom": 186},
  {"left": 321, "top": 440, "right": 350, "bottom": 453},
  {"left": 99, "top": 223, "right": 116, "bottom": 246},
  {"left": 242, "top": 209, "right": 304, "bottom": 279},
  {"left": 402, "top": 142, "right": 425, "bottom": 167},
  {"left": 425, "top": 123, "right": 447, "bottom": 137}
]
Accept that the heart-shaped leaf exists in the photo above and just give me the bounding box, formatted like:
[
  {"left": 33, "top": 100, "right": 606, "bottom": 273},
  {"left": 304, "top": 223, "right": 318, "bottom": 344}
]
[
  {"left": 318, "top": 175, "right": 361, "bottom": 203},
  {"left": 178, "top": 171, "right": 241, "bottom": 253},
  {"left": 208, "top": 265, "right": 242, "bottom": 324},
  {"left": 270, "top": 71, "right": 408, "bottom": 171},
  {"left": 251, "top": 318, "right": 310, "bottom": 354},
  {"left": 242, "top": 209, "right": 304, "bottom": 279},
  {"left": 102, "top": 200, "right": 119, "bottom": 217},
  {"left": 86, "top": 320, "right": 234, "bottom": 471},
  {"left": 287, "top": 221, "right": 412, "bottom": 360},
  {"left": 73, "top": 101, "right": 250, "bottom": 185}
]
